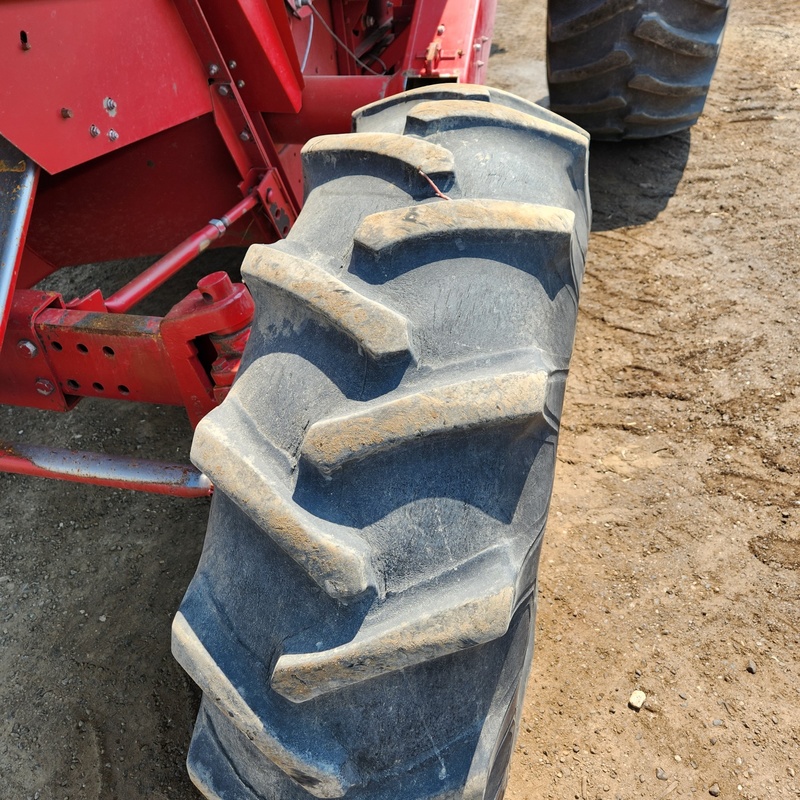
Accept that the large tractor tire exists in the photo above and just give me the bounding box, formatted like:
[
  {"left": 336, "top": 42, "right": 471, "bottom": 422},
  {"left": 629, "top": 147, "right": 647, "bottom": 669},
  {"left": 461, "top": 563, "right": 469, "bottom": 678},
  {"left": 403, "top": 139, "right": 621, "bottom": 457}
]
[
  {"left": 173, "top": 84, "right": 590, "bottom": 800},
  {"left": 547, "top": 0, "right": 729, "bottom": 139}
]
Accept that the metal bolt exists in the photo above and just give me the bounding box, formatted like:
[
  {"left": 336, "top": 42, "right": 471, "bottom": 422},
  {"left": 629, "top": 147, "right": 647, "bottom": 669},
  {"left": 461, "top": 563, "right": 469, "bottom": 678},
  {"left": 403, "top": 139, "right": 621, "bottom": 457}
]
[
  {"left": 236, "top": 79, "right": 245, "bottom": 89},
  {"left": 35, "top": 379, "right": 55, "bottom": 396},
  {"left": 239, "top": 130, "right": 251, "bottom": 142},
  {"left": 89, "top": 124, "right": 100, "bottom": 137},
  {"left": 473, "top": 42, "right": 482, "bottom": 51},
  {"left": 217, "top": 85, "right": 230, "bottom": 97},
  {"left": 228, "top": 60, "right": 237, "bottom": 70},
  {"left": 105, "top": 97, "right": 117, "bottom": 111},
  {"left": 17, "top": 340, "right": 38, "bottom": 358},
  {"left": 108, "top": 129, "right": 119, "bottom": 142},
  {"left": 437, "top": 25, "right": 445, "bottom": 35},
  {"left": 60, "top": 107, "right": 73, "bottom": 119},
  {"left": 364, "top": 15, "right": 375, "bottom": 27},
  {"left": 208, "top": 63, "right": 220, "bottom": 76}
]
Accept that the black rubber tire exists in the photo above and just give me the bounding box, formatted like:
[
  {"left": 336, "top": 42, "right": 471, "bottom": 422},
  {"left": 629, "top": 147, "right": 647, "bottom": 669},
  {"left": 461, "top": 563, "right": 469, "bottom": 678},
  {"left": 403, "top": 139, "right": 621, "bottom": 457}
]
[
  {"left": 547, "top": 0, "right": 729, "bottom": 139},
  {"left": 173, "top": 85, "right": 590, "bottom": 800}
]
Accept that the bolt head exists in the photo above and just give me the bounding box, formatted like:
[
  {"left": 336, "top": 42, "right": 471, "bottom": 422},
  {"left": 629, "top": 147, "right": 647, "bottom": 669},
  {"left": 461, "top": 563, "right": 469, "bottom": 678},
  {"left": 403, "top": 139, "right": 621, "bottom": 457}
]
[
  {"left": 108, "top": 129, "right": 119, "bottom": 142},
  {"left": 437, "top": 24, "right": 445, "bottom": 35},
  {"left": 228, "top": 60, "right": 237, "bottom": 70},
  {"left": 208, "top": 63, "right": 220, "bottom": 76},
  {"left": 35, "top": 378, "right": 55, "bottom": 396},
  {"left": 217, "top": 85, "right": 230, "bottom": 96},
  {"left": 236, "top": 79, "right": 245, "bottom": 89},
  {"left": 60, "top": 107, "right": 73, "bottom": 119},
  {"left": 239, "top": 130, "right": 251, "bottom": 142},
  {"left": 89, "top": 124, "right": 100, "bottom": 137},
  {"left": 17, "top": 340, "right": 38, "bottom": 358},
  {"left": 104, "top": 97, "right": 117, "bottom": 110}
]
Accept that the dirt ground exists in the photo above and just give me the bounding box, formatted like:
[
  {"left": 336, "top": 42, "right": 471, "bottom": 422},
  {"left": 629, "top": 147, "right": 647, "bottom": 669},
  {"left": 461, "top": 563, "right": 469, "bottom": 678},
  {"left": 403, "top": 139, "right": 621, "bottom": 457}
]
[{"left": 1, "top": 0, "right": 798, "bottom": 798}]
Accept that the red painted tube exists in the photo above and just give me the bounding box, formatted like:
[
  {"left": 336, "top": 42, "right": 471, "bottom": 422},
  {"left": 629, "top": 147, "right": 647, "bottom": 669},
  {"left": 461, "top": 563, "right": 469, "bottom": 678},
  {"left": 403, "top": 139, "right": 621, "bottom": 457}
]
[
  {"left": 0, "top": 444, "right": 213, "bottom": 497},
  {"left": 105, "top": 192, "right": 259, "bottom": 314}
]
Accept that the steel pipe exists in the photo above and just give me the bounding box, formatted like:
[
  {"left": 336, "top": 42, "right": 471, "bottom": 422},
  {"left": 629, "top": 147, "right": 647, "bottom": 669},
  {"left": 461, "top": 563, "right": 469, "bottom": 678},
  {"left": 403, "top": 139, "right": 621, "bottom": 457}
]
[
  {"left": 0, "top": 137, "right": 38, "bottom": 343},
  {"left": 1, "top": 443, "right": 213, "bottom": 497}
]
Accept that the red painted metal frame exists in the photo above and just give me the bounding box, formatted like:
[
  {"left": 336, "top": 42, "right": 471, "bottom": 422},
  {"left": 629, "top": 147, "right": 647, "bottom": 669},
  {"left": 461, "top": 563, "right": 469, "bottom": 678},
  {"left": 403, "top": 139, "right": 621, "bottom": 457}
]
[
  {"left": 0, "top": 272, "right": 254, "bottom": 427},
  {"left": 0, "top": 0, "right": 499, "bottom": 494},
  {"left": 175, "top": 0, "right": 301, "bottom": 233}
]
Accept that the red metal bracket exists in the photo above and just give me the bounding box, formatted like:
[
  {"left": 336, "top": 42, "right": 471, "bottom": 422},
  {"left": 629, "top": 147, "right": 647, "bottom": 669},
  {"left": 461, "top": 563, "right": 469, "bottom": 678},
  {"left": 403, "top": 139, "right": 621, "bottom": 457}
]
[
  {"left": 0, "top": 272, "right": 254, "bottom": 427},
  {"left": 0, "top": 290, "right": 73, "bottom": 412}
]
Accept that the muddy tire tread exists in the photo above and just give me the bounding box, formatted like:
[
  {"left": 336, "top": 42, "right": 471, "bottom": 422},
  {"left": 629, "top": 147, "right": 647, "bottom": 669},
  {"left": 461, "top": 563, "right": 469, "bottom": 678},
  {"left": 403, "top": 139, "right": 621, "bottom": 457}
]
[{"left": 175, "top": 87, "right": 590, "bottom": 800}]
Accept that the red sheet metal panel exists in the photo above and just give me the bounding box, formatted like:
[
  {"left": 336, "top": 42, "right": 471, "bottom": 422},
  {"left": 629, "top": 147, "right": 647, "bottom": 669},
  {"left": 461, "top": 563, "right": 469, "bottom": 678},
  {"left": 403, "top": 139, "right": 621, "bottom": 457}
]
[
  {"left": 21, "top": 116, "right": 265, "bottom": 275},
  {"left": 0, "top": 0, "right": 213, "bottom": 174},
  {"left": 196, "top": 0, "right": 304, "bottom": 114}
]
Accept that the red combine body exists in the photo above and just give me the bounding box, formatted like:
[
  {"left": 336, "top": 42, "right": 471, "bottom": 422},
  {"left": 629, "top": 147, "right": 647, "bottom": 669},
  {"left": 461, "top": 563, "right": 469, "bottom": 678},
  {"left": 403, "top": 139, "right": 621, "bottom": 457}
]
[{"left": 0, "top": 0, "right": 495, "bottom": 492}]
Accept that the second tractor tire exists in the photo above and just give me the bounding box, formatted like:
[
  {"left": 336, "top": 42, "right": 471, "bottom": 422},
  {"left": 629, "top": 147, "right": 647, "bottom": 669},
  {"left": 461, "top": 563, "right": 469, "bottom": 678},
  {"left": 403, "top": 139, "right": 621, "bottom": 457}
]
[{"left": 547, "top": 0, "right": 729, "bottom": 139}]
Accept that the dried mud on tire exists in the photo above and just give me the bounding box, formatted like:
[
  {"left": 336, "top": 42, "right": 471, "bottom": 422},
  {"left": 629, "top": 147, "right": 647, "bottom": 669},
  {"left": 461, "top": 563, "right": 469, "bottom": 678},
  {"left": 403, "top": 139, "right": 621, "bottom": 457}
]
[{"left": 1, "top": 0, "right": 799, "bottom": 799}]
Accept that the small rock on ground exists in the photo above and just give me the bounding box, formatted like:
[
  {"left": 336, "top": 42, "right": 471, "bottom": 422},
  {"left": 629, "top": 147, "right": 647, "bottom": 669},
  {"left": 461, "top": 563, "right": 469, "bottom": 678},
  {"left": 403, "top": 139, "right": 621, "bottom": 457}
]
[{"left": 628, "top": 690, "right": 646, "bottom": 711}]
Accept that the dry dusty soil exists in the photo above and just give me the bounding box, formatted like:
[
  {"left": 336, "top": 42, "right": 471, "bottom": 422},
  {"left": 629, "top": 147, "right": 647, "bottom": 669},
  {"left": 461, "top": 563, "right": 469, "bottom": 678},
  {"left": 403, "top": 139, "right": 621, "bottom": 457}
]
[{"left": 1, "top": 0, "right": 798, "bottom": 798}]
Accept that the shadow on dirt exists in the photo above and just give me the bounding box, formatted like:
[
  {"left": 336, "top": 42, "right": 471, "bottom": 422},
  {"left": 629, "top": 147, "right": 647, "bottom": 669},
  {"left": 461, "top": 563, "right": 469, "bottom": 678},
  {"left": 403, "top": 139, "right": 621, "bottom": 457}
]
[{"left": 588, "top": 130, "right": 691, "bottom": 232}]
